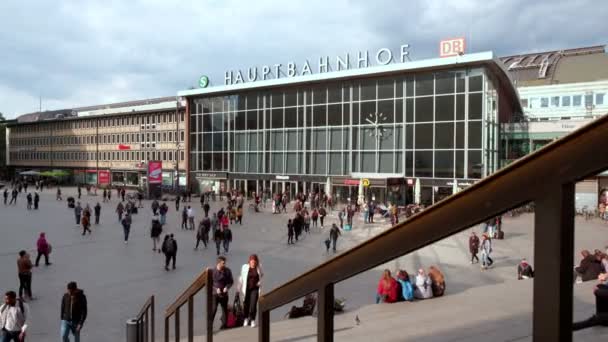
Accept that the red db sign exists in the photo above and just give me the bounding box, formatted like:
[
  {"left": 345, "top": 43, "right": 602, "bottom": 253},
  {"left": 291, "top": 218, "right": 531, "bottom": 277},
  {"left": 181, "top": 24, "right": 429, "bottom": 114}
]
[{"left": 440, "top": 38, "right": 466, "bottom": 58}]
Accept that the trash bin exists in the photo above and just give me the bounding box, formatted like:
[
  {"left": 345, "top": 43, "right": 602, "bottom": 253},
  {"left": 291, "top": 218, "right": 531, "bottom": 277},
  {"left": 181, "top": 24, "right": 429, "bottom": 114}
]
[{"left": 126, "top": 318, "right": 139, "bottom": 342}]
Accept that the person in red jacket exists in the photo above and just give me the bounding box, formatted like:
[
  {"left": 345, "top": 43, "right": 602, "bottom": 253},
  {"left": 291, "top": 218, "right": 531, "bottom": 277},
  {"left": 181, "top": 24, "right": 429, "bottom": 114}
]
[
  {"left": 35, "top": 233, "right": 52, "bottom": 267},
  {"left": 376, "top": 269, "right": 398, "bottom": 303}
]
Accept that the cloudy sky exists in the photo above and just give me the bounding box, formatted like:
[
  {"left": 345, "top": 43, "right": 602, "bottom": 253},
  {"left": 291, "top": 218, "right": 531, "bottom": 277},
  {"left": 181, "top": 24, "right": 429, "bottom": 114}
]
[{"left": 1, "top": 0, "right": 606, "bottom": 118}]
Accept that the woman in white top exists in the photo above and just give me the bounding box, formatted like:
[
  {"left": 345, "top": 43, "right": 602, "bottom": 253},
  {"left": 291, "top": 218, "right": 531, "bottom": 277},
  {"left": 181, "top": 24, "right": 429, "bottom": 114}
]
[
  {"left": 238, "top": 254, "right": 264, "bottom": 328},
  {"left": 414, "top": 268, "right": 433, "bottom": 299}
]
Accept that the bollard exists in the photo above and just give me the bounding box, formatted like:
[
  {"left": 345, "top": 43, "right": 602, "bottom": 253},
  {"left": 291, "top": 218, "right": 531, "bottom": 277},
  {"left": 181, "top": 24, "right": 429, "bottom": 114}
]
[{"left": 126, "top": 318, "right": 139, "bottom": 342}]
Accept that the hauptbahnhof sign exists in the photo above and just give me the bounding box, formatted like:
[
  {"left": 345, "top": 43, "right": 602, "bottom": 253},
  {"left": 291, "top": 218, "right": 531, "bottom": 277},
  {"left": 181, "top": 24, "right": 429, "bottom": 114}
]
[{"left": 223, "top": 44, "right": 410, "bottom": 86}]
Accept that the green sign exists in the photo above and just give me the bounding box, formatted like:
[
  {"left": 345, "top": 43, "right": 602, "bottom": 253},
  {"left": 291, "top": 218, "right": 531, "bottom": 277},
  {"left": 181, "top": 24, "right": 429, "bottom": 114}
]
[{"left": 198, "top": 75, "right": 209, "bottom": 88}]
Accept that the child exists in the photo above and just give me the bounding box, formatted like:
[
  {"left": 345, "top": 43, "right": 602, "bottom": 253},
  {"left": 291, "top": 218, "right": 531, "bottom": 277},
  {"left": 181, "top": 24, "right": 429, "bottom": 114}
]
[{"left": 324, "top": 238, "right": 331, "bottom": 253}]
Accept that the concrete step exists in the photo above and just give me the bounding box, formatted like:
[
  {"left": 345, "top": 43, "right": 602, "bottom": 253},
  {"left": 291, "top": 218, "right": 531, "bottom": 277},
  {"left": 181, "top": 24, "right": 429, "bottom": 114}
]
[{"left": 180, "top": 280, "right": 607, "bottom": 342}]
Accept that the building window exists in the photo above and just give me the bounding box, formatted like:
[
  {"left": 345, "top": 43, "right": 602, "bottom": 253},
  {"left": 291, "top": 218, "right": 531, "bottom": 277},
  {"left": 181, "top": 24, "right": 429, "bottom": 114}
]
[
  {"left": 540, "top": 97, "right": 549, "bottom": 108},
  {"left": 561, "top": 96, "right": 571, "bottom": 106},
  {"left": 573, "top": 95, "right": 582, "bottom": 106},
  {"left": 551, "top": 96, "right": 559, "bottom": 107},
  {"left": 181, "top": 151, "right": 185, "bottom": 161},
  {"left": 597, "top": 93, "right": 605, "bottom": 105},
  {"left": 521, "top": 98, "right": 528, "bottom": 108},
  {"left": 585, "top": 94, "right": 594, "bottom": 107},
  {"left": 180, "top": 131, "right": 185, "bottom": 142}
]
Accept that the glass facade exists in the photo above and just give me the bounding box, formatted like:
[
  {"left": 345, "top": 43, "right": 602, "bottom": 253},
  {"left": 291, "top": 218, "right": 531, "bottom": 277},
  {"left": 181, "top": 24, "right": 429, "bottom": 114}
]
[{"left": 190, "top": 68, "right": 498, "bottom": 182}]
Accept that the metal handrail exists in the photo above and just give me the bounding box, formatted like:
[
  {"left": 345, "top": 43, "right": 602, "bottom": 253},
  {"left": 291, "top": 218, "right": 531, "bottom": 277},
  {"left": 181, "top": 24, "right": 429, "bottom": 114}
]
[
  {"left": 164, "top": 268, "right": 213, "bottom": 342},
  {"left": 134, "top": 295, "right": 154, "bottom": 342},
  {"left": 258, "top": 114, "right": 608, "bottom": 342}
]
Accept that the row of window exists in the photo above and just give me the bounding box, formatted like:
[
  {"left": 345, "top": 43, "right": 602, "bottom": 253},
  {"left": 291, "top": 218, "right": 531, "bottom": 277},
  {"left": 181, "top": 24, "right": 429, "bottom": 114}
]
[
  {"left": 10, "top": 111, "right": 185, "bottom": 134},
  {"left": 11, "top": 150, "right": 185, "bottom": 162},
  {"left": 521, "top": 92, "right": 605, "bottom": 109},
  {"left": 193, "top": 72, "right": 484, "bottom": 113},
  {"left": 10, "top": 130, "right": 186, "bottom": 147}
]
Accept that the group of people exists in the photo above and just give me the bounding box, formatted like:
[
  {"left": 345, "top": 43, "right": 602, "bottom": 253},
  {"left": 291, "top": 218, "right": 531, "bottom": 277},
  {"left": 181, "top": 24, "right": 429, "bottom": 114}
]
[
  {"left": 573, "top": 247, "right": 608, "bottom": 329},
  {"left": 574, "top": 248, "right": 608, "bottom": 283},
  {"left": 468, "top": 231, "right": 495, "bottom": 270},
  {"left": 375, "top": 266, "right": 446, "bottom": 304}
]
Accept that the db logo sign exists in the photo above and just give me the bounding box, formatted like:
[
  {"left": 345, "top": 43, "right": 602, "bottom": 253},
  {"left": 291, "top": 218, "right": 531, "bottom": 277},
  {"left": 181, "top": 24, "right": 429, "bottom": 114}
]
[{"left": 440, "top": 38, "right": 466, "bottom": 58}]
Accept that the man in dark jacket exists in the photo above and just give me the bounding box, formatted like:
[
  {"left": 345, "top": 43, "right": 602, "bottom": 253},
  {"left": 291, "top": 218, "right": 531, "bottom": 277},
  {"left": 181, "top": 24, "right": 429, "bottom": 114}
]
[
  {"left": 211, "top": 256, "right": 233, "bottom": 329},
  {"left": 94, "top": 203, "right": 101, "bottom": 225},
  {"left": 329, "top": 224, "right": 341, "bottom": 252},
  {"left": 575, "top": 250, "right": 603, "bottom": 282},
  {"left": 573, "top": 273, "right": 608, "bottom": 330},
  {"left": 162, "top": 234, "right": 178, "bottom": 270},
  {"left": 60, "top": 281, "right": 87, "bottom": 342},
  {"left": 469, "top": 232, "right": 480, "bottom": 264}
]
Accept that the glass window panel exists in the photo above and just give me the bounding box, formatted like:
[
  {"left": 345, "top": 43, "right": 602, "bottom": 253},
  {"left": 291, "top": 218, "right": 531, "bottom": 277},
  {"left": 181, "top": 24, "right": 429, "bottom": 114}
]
[
  {"left": 327, "top": 104, "right": 341, "bottom": 126},
  {"left": 396, "top": 78, "right": 404, "bottom": 98},
  {"left": 202, "top": 133, "right": 212, "bottom": 152},
  {"left": 246, "top": 94, "right": 258, "bottom": 109},
  {"left": 285, "top": 91, "right": 297, "bottom": 106},
  {"left": 271, "top": 108, "right": 283, "bottom": 128},
  {"left": 379, "top": 126, "right": 394, "bottom": 150},
  {"left": 286, "top": 131, "right": 297, "bottom": 150},
  {"left": 393, "top": 126, "right": 403, "bottom": 150},
  {"left": 405, "top": 124, "right": 413, "bottom": 149},
  {"left": 361, "top": 152, "right": 375, "bottom": 172},
  {"left": 414, "top": 151, "right": 433, "bottom": 177},
  {"left": 272, "top": 131, "right": 284, "bottom": 150},
  {"left": 213, "top": 113, "right": 225, "bottom": 131},
  {"left": 469, "top": 75, "right": 483, "bottom": 92},
  {"left": 395, "top": 99, "right": 403, "bottom": 123},
  {"left": 271, "top": 93, "right": 283, "bottom": 108},
  {"left": 298, "top": 107, "right": 304, "bottom": 127},
  {"left": 362, "top": 128, "right": 376, "bottom": 150},
  {"left": 562, "top": 96, "right": 571, "bottom": 106},
  {"left": 328, "top": 87, "right": 341, "bottom": 103},
  {"left": 405, "top": 151, "right": 413, "bottom": 176},
  {"left": 246, "top": 111, "right": 258, "bottom": 130},
  {"left": 395, "top": 152, "right": 403, "bottom": 173},
  {"left": 415, "top": 123, "right": 433, "bottom": 149},
  {"left": 272, "top": 153, "right": 284, "bottom": 173},
  {"left": 468, "top": 93, "right": 483, "bottom": 120},
  {"left": 361, "top": 102, "right": 376, "bottom": 123},
  {"left": 313, "top": 86, "right": 327, "bottom": 105},
  {"left": 456, "top": 73, "right": 465, "bottom": 92},
  {"left": 313, "top": 105, "right": 327, "bottom": 127},
  {"left": 468, "top": 150, "right": 482, "bottom": 178},
  {"left": 314, "top": 129, "right": 327, "bottom": 150},
  {"left": 378, "top": 100, "right": 394, "bottom": 123},
  {"left": 456, "top": 94, "right": 465, "bottom": 120},
  {"left": 434, "top": 151, "right": 454, "bottom": 178},
  {"left": 415, "top": 74, "right": 434, "bottom": 96},
  {"left": 248, "top": 153, "right": 258, "bottom": 173},
  {"left": 234, "top": 153, "right": 246, "bottom": 172},
  {"left": 379, "top": 152, "right": 393, "bottom": 173},
  {"left": 378, "top": 78, "right": 394, "bottom": 99},
  {"left": 352, "top": 127, "right": 359, "bottom": 150},
  {"left": 329, "top": 152, "right": 341, "bottom": 175},
  {"left": 551, "top": 96, "right": 560, "bottom": 107},
  {"left": 405, "top": 98, "right": 414, "bottom": 123},
  {"left": 468, "top": 121, "right": 482, "bottom": 148},
  {"left": 286, "top": 153, "right": 298, "bottom": 174},
  {"left": 435, "top": 122, "right": 454, "bottom": 149},
  {"left": 540, "top": 97, "right": 549, "bottom": 108},
  {"left": 212, "top": 133, "right": 223, "bottom": 151},
  {"left": 573, "top": 95, "right": 582, "bottom": 106},
  {"left": 360, "top": 80, "right": 376, "bottom": 101},
  {"left": 235, "top": 133, "right": 246, "bottom": 151},
  {"left": 435, "top": 95, "right": 455, "bottom": 121},
  {"left": 456, "top": 122, "right": 465, "bottom": 149},
  {"left": 342, "top": 104, "right": 349, "bottom": 126},
  {"left": 435, "top": 72, "right": 455, "bottom": 94},
  {"left": 248, "top": 132, "right": 258, "bottom": 150},
  {"left": 415, "top": 97, "right": 433, "bottom": 122},
  {"left": 314, "top": 153, "right": 326, "bottom": 174},
  {"left": 405, "top": 77, "right": 414, "bottom": 97},
  {"left": 329, "top": 128, "right": 342, "bottom": 150},
  {"left": 352, "top": 102, "right": 360, "bottom": 125},
  {"left": 285, "top": 107, "right": 297, "bottom": 128},
  {"left": 455, "top": 150, "right": 464, "bottom": 178},
  {"left": 596, "top": 93, "right": 605, "bottom": 105},
  {"left": 213, "top": 153, "right": 224, "bottom": 170}
]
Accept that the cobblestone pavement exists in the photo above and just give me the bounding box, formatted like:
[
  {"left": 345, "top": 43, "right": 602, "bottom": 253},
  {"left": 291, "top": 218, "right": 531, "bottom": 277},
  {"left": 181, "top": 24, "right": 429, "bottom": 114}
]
[{"left": 0, "top": 187, "right": 606, "bottom": 341}]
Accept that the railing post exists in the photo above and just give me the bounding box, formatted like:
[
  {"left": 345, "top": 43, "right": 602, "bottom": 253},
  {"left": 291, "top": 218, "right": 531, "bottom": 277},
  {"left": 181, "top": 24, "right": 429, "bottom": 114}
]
[
  {"left": 144, "top": 312, "right": 148, "bottom": 342},
  {"left": 151, "top": 296, "right": 155, "bottom": 342},
  {"left": 174, "top": 308, "right": 180, "bottom": 342},
  {"left": 164, "top": 317, "right": 169, "bottom": 342},
  {"left": 188, "top": 297, "right": 194, "bottom": 342},
  {"left": 258, "top": 306, "right": 270, "bottom": 342},
  {"left": 533, "top": 183, "right": 575, "bottom": 342},
  {"left": 206, "top": 268, "right": 214, "bottom": 342},
  {"left": 317, "top": 284, "right": 334, "bottom": 342}
]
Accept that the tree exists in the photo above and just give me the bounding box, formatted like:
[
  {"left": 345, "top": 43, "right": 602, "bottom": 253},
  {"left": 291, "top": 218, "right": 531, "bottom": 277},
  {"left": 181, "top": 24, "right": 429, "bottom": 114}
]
[{"left": 0, "top": 112, "right": 4, "bottom": 121}]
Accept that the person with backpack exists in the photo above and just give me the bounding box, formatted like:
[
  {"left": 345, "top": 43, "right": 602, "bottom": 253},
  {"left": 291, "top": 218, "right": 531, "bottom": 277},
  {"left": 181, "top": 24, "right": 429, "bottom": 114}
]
[
  {"left": 115, "top": 202, "right": 124, "bottom": 223},
  {"left": 311, "top": 209, "right": 319, "bottom": 228},
  {"left": 396, "top": 270, "right": 414, "bottom": 302},
  {"left": 17, "top": 251, "right": 33, "bottom": 302},
  {"left": 150, "top": 217, "right": 163, "bottom": 252},
  {"left": 195, "top": 217, "right": 210, "bottom": 250},
  {"left": 162, "top": 234, "right": 178, "bottom": 270},
  {"left": 60, "top": 282, "right": 87, "bottom": 342},
  {"left": 238, "top": 254, "right": 263, "bottom": 328},
  {"left": 121, "top": 213, "right": 132, "bottom": 244},
  {"left": 469, "top": 231, "right": 480, "bottom": 264},
  {"left": 0, "top": 290, "right": 29, "bottom": 341}
]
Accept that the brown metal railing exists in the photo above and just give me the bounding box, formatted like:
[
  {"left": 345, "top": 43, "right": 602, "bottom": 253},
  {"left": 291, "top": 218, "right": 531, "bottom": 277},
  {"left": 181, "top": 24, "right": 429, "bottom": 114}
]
[
  {"left": 134, "top": 296, "right": 155, "bottom": 342},
  {"left": 258, "top": 114, "right": 608, "bottom": 342},
  {"left": 164, "top": 268, "right": 214, "bottom": 342}
]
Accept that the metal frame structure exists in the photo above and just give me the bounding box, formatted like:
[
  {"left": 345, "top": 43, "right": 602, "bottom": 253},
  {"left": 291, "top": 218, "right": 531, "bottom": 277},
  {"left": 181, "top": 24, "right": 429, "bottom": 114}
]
[{"left": 257, "top": 113, "right": 608, "bottom": 341}]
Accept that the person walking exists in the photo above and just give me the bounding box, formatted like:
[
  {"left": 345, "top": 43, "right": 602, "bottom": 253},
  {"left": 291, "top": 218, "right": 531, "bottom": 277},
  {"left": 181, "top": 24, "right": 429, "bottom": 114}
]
[
  {"left": 60, "top": 281, "right": 87, "bottom": 342},
  {"left": 56, "top": 188, "right": 62, "bottom": 201},
  {"left": 9, "top": 188, "right": 18, "bottom": 205},
  {"left": 238, "top": 254, "right": 263, "bottom": 328},
  {"left": 34, "top": 233, "right": 51, "bottom": 267},
  {"left": 81, "top": 211, "right": 91, "bottom": 236},
  {"left": 161, "top": 234, "right": 178, "bottom": 270},
  {"left": 17, "top": 251, "right": 33, "bottom": 301},
  {"left": 74, "top": 203, "right": 82, "bottom": 226},
  {"left": 236, "top": 206, "right": 243, "bottom": 225},
  {"left": 151, "top": 200, "right": 159, "bottom": 216},
  {"left": 3, "top": 188, "right": 8, "bottom": 205},
  {"left": 26, "top": 193, "right": 32, "bottom": 210},
  {"left": 311, "top": 209, "right": 319, "bottom": 228},
  {"left": 150, "top": 217, "right": 162, "bottom": 252},
  {"left": 195, "top": 217, "right": 210, "bottom": 250},
  {"left": 329, "top": 224, "right": 341, "bottom": 253},
  {"left": 159, "top": 202, "right": 168, "bottom": 225},
  {"left": 175, "top": 195, "right": 181, "bottom": 211},
  {"left": 102, "top": 189, "right": 107, "bottom": 203},
  {"left": 187, "top": 206, "right": 195, "bottom": 230},
  {"left": 213, "top": 224, "right": 224, "bottom": 256},
  {"left": 137, "top": 191, "right": 144, "bottom": 208},
  {"left": 211, "top": 256, "right": 233, "bottom": 330},
  {"left": 469, "top": 231, "right": 480, "bottom": 264},
  {"left": 338, "top": 210, "right": 344, "bottom": 229},
  {"left": 480, "top": 233, "right": 493, "bottom": 270},
  {"left": 287, "top": 219, "right": 294, "bottom": 245},
  {"left": 77, "top": 186, "right": 82, "bottom": 200},
  {"left": 203, "top": 202, "right": 210, "bottom": 217},
  {"left": 33, "top": 193, "right": 39, "bottom": 210},
  {"left": 121, "top": 213, "right": 132, "bottom": 244},
  {"left": 181, "top": 207, "right": 188, "bottom": 230},
  {"left": 116, "top": 202, "right": 124, "bottom": 223},
  {"left": 0, "top": 290, "right": 30, "bottom": 342},
  {"left": 222, "top": 226, "right": 232, "bottom": 254},
  {"left": 120, "top": 188, "right": 126, "bottom": 202},
  {"left": 94, "top": 203, "right": 101, "bottom": 225},
  {"left": 304, "top": 212, "right": 311, "bottom": 234}
]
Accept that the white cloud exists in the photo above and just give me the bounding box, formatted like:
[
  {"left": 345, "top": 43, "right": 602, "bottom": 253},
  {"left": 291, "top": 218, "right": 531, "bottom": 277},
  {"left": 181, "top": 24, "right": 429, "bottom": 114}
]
[{"left": 0, "top": 0, "right": 606, "bottom": 118}]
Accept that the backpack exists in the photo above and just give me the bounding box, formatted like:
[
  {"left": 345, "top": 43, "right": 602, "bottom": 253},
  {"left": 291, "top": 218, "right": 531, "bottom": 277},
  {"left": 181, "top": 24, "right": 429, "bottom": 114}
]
[{"left": 164, "top": 239, "right": 176, "bottom": 254}]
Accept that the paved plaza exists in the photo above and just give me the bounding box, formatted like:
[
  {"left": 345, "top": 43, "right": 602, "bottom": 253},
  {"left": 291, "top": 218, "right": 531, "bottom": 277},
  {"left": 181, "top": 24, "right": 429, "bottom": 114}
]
[{"left": 0, "top": 187, "right": 607, "bottom": 341}]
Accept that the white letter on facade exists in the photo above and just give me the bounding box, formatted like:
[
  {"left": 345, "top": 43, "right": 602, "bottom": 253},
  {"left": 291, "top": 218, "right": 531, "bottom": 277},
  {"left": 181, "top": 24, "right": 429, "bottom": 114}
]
[
  {"left": 274, "top": 64, "right": 282, "bottom": 78},
  {"left": 262, "top": 65, "right": 271, "bottom": 80},
  {"left": 336, "top": 54, "right": 349, "bottom": 71},
  {"left": 400, "top": 44, "right": 410, "bottom": 63},
  {"left": 247, "top": 67, "right": 258, "bottom": 82},
  {"left": 302, "top": 60, "right": 312, "bottom": 75},
  {"left": 224, "top": 71, "right": 233, "bottom": 85},
  {"left": 357, "top": 50, "right": 369, "bottom": 68},
  {"left": 376, "top": 48, "right": 393, "bottom": 65},
  {"left": 319, "top": 56, "right": 329, "bottom": 73},
  {"left": 235, "top": 70, "right": 244, "bottom": 84},
  {"left": 287, "top": 62, "right": 297, "bottom": 77}
]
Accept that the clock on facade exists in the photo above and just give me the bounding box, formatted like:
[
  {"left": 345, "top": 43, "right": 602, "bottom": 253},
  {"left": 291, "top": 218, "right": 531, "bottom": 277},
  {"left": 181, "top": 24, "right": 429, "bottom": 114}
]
[{"left": 365, "top": 112, "right": 389, "bottom": 138}]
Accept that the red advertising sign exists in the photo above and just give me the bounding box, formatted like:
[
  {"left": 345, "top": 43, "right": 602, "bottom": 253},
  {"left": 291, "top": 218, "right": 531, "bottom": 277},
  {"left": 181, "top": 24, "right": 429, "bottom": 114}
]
[
  {"left": 118, "top": 144, "right": 131, "bottom": 150},
  {"left": 343, "top": 179, "right": 360, "bottom": 186},
  {"left": 98, "top": 170, "right": 110, "bottom": 185},
  {"left": 440, "top": 38, "right": 466, "bottom": 58},
  {"left": 148, "top": 161, "right": 162, "bottom": 184}
]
